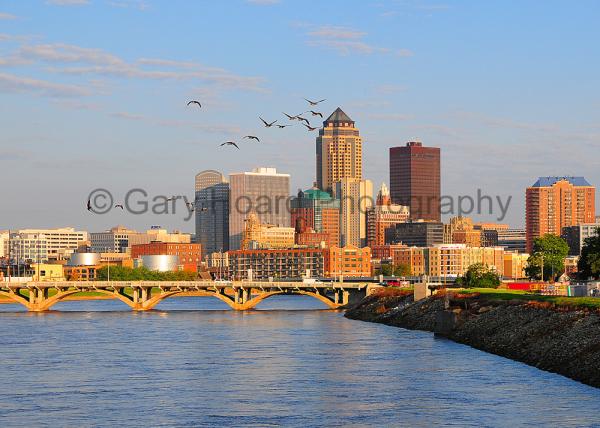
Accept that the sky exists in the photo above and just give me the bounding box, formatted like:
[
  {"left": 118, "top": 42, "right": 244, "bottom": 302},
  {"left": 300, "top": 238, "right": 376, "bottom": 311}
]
[{"left": 1, "top": 0, "right": 599, "bottom": 233}]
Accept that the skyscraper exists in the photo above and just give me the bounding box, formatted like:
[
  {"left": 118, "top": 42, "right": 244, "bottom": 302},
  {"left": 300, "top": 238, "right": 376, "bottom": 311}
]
[
  {"left": 335, "top": 178, "right": 373, "bottom": 247},
  {"left": 316, "top": 108, "right": 363, "bottom": 194},
  {"left": 228, "top": 167, "right": 290, "bottom": 250},
  {"left": 389, "top": 141, "right": 441, "bottom": 222},
  {"left": 195, "top": 170, "right": 229, "bottom": 255},
  {"left": 526, "top": 176, "right": 596, "bottom": 252}
]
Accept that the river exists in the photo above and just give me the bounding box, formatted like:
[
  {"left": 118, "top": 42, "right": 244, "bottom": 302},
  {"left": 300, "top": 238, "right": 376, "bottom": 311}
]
[{"left": 0, "top": 296, "right": 598, "bottom": 427}]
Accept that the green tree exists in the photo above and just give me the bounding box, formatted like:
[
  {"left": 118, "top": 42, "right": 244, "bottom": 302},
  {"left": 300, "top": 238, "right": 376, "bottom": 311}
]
[
  {"left": 578, "top": 227, "right": 600, "bottom": 280},
  {"left": 393, "top": 264, "right": 411, "bottom": 277},
  {"left": 525, "top": 234, "right": 569, "bottom": 281},
  {"left": 96, "top": 266, "right": 198, "bottom": 281},
  {"left": 375, "top": 264, "right": 393, "bottom": 276},
  {"left": 456, "top": 263, "right": 501, "bottom": 288}
]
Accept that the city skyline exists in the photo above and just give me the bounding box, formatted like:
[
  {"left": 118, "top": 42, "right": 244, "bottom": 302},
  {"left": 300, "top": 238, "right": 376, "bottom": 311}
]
[{"left": 2, "top": 1, "right": 600, "bottom": 232}]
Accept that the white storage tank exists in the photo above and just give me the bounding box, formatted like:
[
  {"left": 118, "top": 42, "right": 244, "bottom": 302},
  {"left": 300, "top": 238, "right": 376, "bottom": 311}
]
[
  {"left": 67, "top": 252, "right": 101, "bottom": 266},
  {"left": 138, "top": 255, "right": 180, "bottom": 272}
]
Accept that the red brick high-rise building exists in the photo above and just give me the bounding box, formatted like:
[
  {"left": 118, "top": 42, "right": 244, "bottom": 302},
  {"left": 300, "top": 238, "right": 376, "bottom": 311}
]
[
  {"left": 389, "top": 142, "right": 441, "bottom": 222},
  {"left": 525, "top": 176, "right": 595, "bottom": 252}
]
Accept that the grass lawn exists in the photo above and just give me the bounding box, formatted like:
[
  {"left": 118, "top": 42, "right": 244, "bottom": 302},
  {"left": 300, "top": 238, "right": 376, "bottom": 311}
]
[{"left": 457, "top": 288, "right": 600, "bottom": 309}]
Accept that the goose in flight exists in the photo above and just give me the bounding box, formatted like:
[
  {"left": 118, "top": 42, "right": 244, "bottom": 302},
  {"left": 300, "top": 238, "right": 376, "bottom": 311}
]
[
  {"left": 304, "top": 98, "right": 326, "bottom": 106},
  {"left": 187, "top": 100, "right": 202, "bottom": 108},
  {"left": 259, "top": 117, "right": 277, "bottom": 127},
  {"left": 307, "top": 110, "right": 323, "bottom": 118},
  {"left": 283, "top": 112, "right": 298, "bottom": 120},
  {"left": 243, "top": 135, "right": 260, "bottom": 142},
  {"left": 303, "top": 123, "right": 320, "bottom": 131},
  {"left": 276, "top": 124, "right": 291, "bottom": 128},
  {"left": 220, "top": 141, "right": 240, "bottom": 149}
]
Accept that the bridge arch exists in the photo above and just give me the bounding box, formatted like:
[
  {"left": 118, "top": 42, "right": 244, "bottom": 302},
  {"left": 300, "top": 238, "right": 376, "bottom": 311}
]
[
  {"left": 142, "top": 290, "right": 237, "bottom": 310},
  {"left": 34, "top": 289, "right": 137, "bottom": 312},
  {"left": 240, "top": 290, "right": 340, "bottom": 310},
  {"left": 0, "top": 290, "right": 33, "bottom": 310}
]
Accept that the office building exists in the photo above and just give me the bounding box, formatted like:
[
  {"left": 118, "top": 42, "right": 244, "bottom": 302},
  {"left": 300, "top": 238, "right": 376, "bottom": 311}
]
[
  {"left": 241, "top": 214, "right": 295, "bottom": 249},
  {"left": 90, "top": 225, "right": 139, "bottom": 253},
  {"left": 389, "top": 141, "right": 441, "bottom": 221},
  {"left": 15, "top": 228, "right": 88, "bottom": 260},
  {"left": 316, "top": 108, "right": 362, "bottom": 194},
  {"left": 443, "top": 216, "right": 482, "bottom": 247},
  {"left": 526, "top": 176, "right": 595, "bottom": 252},
  {"left": 195, "top": 170, "right": 230, "bottom": 255},
  {"left": 366, "top": 183, "right": 410, "bottom": 248},
  {"left": 291, "top": 187, "right": 340, "bottom": 247},
  {"left": 386, "top": 220, "right": 444, "bottom": 247},
  {"left": 335, "top": 178, "right": 373, "bottom": 247},
  {"left": 229, "top": 167, "right": 290, "bottom": 250},
  {"left": 497, "top": 229, "right": 527, "bottom": 253},
  {"left": 562, "top": 222, "right": 600, "bottom": 256}
]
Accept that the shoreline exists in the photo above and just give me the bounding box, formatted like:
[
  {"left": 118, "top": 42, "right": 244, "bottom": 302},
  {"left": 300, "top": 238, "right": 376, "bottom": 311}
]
[{"left": 344, "top": 289, "right": 600, "bottom": 389}]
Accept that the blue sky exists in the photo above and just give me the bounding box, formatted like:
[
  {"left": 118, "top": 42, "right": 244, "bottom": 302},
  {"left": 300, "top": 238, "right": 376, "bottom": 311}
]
[{"left": 1, "top": 0, "right": 599, "bottom": 232}]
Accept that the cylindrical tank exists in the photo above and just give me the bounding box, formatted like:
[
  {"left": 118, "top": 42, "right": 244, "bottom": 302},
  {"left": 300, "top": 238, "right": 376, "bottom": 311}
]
[
  {"left": 67, "top": 252, "right": 101, "bottom": 266},
  {"left": 140, "top": 255, "right": 179, "bottom": 272}
]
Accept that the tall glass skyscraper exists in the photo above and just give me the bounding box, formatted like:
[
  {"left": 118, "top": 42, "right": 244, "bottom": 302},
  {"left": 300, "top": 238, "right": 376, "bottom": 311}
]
[
  {"left": 195, "top": 170, "right": 229, "bottom": 255},
  {"left": 228, "top": 167, "right": 290, "bottom": 250}
]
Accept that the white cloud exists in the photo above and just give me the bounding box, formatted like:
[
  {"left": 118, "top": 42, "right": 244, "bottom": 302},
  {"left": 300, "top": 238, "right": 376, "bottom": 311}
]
[
  {"left": 305, "top": 25, "right": 413, "bottom": 57},
  {"left": 46, "top": 0, "right": 90, "bottom": 5},
  {"left": 4, "top": 42, "right": 266, "bottom": 92},
  {"left": 0, "top": 72, "right": 91, "bottom": 97},
  {"left": 0, "top": 12, "right": 17, "bottom": 20},
  {"left": 308, "top": 26, "right": 366, "bottom": 40}
]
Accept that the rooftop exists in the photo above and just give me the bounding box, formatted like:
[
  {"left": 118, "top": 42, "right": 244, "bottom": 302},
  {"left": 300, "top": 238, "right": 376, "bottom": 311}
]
[
  {"left": 531, "top": 176, "right": 592, "bottom": 187},
  {"left": 303, "top": 188, "right": 333, "bottom": 200},
  {"left": 324, "top": 107, "right": 354, "bottom": 125}
]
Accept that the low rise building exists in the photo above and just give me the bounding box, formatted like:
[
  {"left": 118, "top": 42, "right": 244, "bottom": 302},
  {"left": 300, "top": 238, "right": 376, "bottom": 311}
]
[
  {"left": 228, "top": 248, "right": 325, "bottom": 280},
  {"left": 324, "top": 245, "right": 372, "bottom": 278},
  {"left": 131, "top": 243, "right": 202, "bottom": 272},
  {"left": 503, "top": 251, "right": 529, "bottom": 279}
]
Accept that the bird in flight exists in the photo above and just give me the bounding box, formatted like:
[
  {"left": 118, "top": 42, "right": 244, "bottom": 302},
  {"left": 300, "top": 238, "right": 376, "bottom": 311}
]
[
  {"left": 283, "top": 112, "right": 299, "bottom": 120},
  {"left": 187, "top": 100, "right": 202, "bottom": 108},
  {"left": 296, "top": 116, "right": 310, "bottom": 125},
  {"left": 243, "top": 135, "right": 260, "bottom": 142},
  {"left": 87, "top": 199, "right": 92, "bottom": 212},
  {"left": 307, "top": 110, "right": 323, "bottom": 118},
  {"left": 303, "top": 123, "right": 320, "bottom": 131},
  {"left": 221, "top": 141, "right": 240, "bottom": 149},
  {"left": 259, "top": 117, "right": 277, "bottom": 127},
  {"left": 115, "top": 204, "right": 124, "bottom": 210},
  {"left": 304, "top": 98, "right": 326, "bottom": 106},
  {"left": 276, "top": 124, "right": 291, "bottom": 128}
]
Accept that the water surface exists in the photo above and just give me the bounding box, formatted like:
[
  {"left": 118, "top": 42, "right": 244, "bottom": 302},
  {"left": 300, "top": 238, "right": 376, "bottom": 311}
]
[{"left": 0, "top": 296, "right": 598, "bottom": 427}]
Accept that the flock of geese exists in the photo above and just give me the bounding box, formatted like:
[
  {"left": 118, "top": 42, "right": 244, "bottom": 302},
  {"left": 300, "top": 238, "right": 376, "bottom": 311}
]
[
  {"left": 87, "top": 97, "right": 327, "bottom": 212},
  {"left": 187, "top": 97, "right": 327, "bottom": 150}
]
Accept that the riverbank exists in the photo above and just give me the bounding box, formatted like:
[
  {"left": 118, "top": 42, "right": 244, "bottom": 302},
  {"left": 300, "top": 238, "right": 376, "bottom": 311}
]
[{"left": 345, "top": 288, "right": 600, "bottom": 388}]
